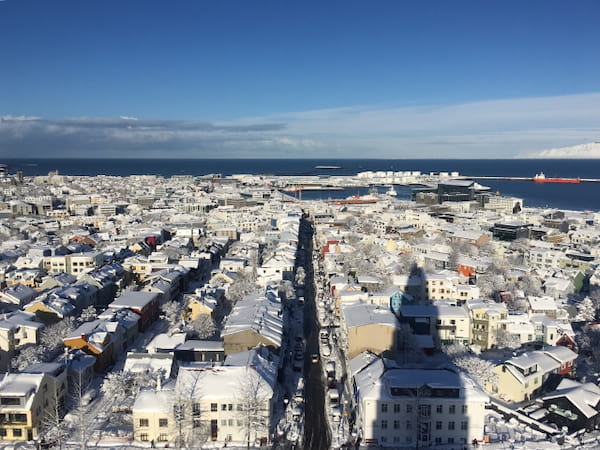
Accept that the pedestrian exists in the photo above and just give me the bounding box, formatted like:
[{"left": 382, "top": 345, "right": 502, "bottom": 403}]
[{"left": 151, "top": 439, "right": 156, "bottom": 448}]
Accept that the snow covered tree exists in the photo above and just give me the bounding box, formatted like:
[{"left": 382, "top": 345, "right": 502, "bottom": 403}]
[
  {"left": 579, "top": 326, "right": 600, "bottom": 372},
  {"left": 494, "top": 328, "right": 521, "bottom": 350},
  {"left": 278, "top": 280, "right": 295, "bottom": 302},
  {"left": 295, "top": 266, "right": 306, "bottom": 286},
  {"left": 187, "top": 315, "right": 217, "bottom": 339},
  {"left": 79, "top": 305, "right": 97, "bottom": 323},
  {"left": 40, "top": 317, "right": 76, "bottom": 355},
  {"left": 476, "top": 262, "right": 508, "bottom": 298},
  {"left": 576, "top": 296, "right": 596, "bottom": 322},
  {"left": 396, "top": 323, "right": 421, "bottom": 363},
  {"left": 443, "top": 344, "right": 498, "bottom": 388},
  {"left": 11, "top": 345, "right": 43, "bottom": 371},
  {"left": 162, "top": 300, "right": 183, "bottom": 328},
  {"left": 517, "top": 273, "right": 543, "bottom": 297},
  {"left": 236, "top": 369, "right": 270, "bottom": 449},
  {"left": 453, "top": 354, "right": 498, "bottom": 388},
  {"left": 227, "top": 270, "right": 257, "bottom": 303},
  {"left": 101, "top": 371, "right": 131, "bottom": 399},
  {"left": 442, "top": 343, "right": 468, "bottom": 359}
]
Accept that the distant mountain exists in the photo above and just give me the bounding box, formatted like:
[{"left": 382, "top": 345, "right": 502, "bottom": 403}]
[{"left": 526, "top": 142, "right": 600, "bottom": 158}]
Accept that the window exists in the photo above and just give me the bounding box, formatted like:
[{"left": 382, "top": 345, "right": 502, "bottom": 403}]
[
  {"left": 139, "top": 418, "right": 149, "bottom": 427},
  {"left": 228, "top": 403, "right": 233, "bottom": 411},
  {"left": 381, "top": 436, "right": 387, "bottom": 443},
  {"left": 435, "top": 437, "right": 442, "bottom": 444},
  {"left": 228, "top": 419, "right": 234, "bottom": 426},
  {"left": 193, "top": 419, "right": 201, "bottom": 428},
  {"left": 448, "top": 437, "right": 454, "bottom": 444},
  {"left": 211, "top": 403, "right": 218, "bottom": 412},
  {"left": 381, "top": 403, "right": 388, "bottom": 413},
  {"left": 222, "top": 404, "right": 227, "bottom": 411},
  {"left": 436, "top": 421, "right": 442, "bottom": 430},
  {"left": 193, "top": 403, "right": 201, "bottom": 416},
  {"left": 393, "top": 420, "right": 400, "bottom": 430},
  {"left": 140, "top": 433, "right": 148, "bottom": 441},
  {"left": 237, "top": 404, "right": 243, "bottom": 411},
  {"left": 449, "top": 404, "right": 456, "bottom": 414},
  {"left": 406, "top": 404, "right": 413, "bottom": 413},
  {"left": 159, "top": 418, "right": 168, "bottom": 427},
  {"left": 13, "top": 428, "right": 22, "bottom": 437},
  {"left": 448, "top": 421, "right": 455, "bottom": 430},
  {"left": 406, "top": 420, "right": 412, "bottom": 430},
  {"left": 221, "top": 419, "right": 227, "bottom": 426},
  {"left": 436, "top": 404, "right": 443, "bottom": 413},
  {"left": 393, "top": 403, "right": 401, "bottom": 413},
  {"left": 0, "top": 428, "right": 5, "bottom": 437},
  {"left": 381, "top": 420, "right": 388, "bottom": 429},
  {"left": 158, "top": 433, "right": 169, "bottom": 442},
  {"left": 460, "top": 420, "right": 468, "bottom": 430},
  {"left": 461, "top": 405, "right": 468, "bottom": 414}
]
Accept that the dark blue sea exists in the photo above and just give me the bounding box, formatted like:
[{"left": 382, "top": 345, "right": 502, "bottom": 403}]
[{"left": 4, "top": 158, "right": 600, "bottom": 212}]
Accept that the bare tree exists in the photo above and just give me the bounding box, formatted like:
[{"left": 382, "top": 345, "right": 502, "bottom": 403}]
[
  {"left": 236, "top": 369, "right": 270, "bottom": 449},
  {"left": 172, "top": 370, "right": 208, "bottom": 449},
  {"left": 70, "top": 371, "right": 93, "bottom": 450},
  {"left": 41, "top": 382, "right": 67, "bottom": 450}
]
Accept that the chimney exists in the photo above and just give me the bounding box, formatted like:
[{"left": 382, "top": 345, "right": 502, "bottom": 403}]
[{"left": 156, "top": 373, "right": 162, "bottom": 392}]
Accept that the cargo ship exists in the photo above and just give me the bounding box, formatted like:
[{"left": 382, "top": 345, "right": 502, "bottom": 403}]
[{"left": 533, "top": 172, "right": 581, "bottom": 184}]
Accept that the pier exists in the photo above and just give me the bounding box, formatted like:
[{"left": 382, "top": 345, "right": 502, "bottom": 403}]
[
  {"left": 458, "top": 176, "right": 600, "bottom": 183},
  {"left": 275, "top": 174, "right": 600, "bottom": 192}
]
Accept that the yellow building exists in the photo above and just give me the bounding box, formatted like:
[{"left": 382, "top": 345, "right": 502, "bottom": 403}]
[
  {"left": 0, "top": 362, "right": 67, "bottom": 441},
  {"left": 339, "top": 302, "right": 399, "bottom": 359},
  {"left": 465, "top": 299, "right": 508, "bottom": 350}
]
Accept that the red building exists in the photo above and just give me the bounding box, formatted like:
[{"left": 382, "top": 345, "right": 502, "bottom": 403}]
[{"left": 108, "top": 291, "right": 160, "bottom": 332}]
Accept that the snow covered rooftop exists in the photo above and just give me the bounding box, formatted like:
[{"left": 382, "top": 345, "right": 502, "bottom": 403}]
[
  {"left": 177, "top": 340, "right": 224, "bottom": 352},
  {"left": 542, "top": 379, "right": 600, "bottom": 419},
  {"left": 124, "top": 352, "right": 174, "bottom": 375},
  {"left": 527, "top": 295, "right": 558, "bottom": 311},
  {"left": 110, "top": 291, "right": 160, "bottom": 309},
  {"left": 341, "top": 302, "right": 398, "bottom": 329},
  {"left": 176, "top": 364, "right": 275, "bottom": 401},
  {"left": 133, "top": 388, "right": 174, "bottom": 413},
  {"left": 146, "top": 332, "right": 187, "bottom": 353},
  {"left": 221, "top": 288, "right": 283, "bottom": 348}
]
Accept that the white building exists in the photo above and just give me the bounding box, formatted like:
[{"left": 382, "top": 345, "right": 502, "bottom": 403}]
[{"left": 351, "top": 355, "right": 488, "bottom": 448}]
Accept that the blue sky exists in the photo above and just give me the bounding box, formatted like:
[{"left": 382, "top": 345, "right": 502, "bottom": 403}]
[{"left": 1, "top": 0, "right": 600, "bottom": 158}]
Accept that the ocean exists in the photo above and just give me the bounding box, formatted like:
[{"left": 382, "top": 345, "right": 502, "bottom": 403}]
[{"left": 4, "top": 158, "right": 600, "bottom": 212}]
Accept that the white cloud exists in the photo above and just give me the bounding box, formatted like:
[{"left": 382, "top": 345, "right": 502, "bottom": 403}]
[
  {"left": 525, "top": 142, "right": 600, "bottom": 158},
  {"left": 1, "top": 92, "right": 600, "bottom": 158}
]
